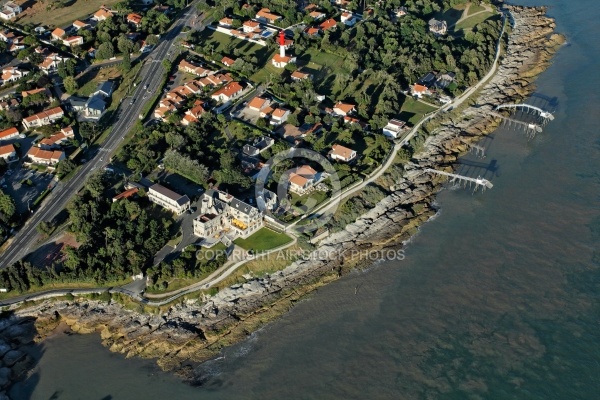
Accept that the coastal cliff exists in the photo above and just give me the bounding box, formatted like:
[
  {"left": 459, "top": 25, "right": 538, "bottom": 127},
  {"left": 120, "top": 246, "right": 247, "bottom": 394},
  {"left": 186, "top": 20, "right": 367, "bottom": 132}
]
[{"left": 5, "top": 4, "right": 565, "bottom": 392}]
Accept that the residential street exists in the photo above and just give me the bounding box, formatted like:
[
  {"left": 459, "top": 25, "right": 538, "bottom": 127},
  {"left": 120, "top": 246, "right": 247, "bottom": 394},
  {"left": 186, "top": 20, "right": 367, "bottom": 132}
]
[{"left": 0, "top": 2, "right": 202, "bottom": 268}]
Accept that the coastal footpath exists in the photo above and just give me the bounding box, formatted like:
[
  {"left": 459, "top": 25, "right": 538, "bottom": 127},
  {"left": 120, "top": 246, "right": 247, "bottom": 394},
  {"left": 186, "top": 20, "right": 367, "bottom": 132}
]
[{"left": 0, "top": 5, "right": 565, "bottom": 393}]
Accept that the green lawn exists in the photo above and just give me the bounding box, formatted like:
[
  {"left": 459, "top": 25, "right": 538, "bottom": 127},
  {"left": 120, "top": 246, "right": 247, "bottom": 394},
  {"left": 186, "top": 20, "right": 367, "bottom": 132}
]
[
  {"left": 17, "top": 0, "right": 122, "bottom": 28},
  {"left": 300, "top": 49, "right": 347, "bottom": 70},
  {"left": 196, "top": 242, "right": 227, "bottom": 265},
  {"left": 468, "top": 3, "right": 487, "bottom": 15},
  {"left": 432, "top": 7, "right": 464, "bottom": 27},
  {"left": 196, "top": 30, "right": 275, "bottom": 65},
  {"left": 455, "top": 11, "right": 497, "bottom": 31},
  {"left": 290, "top": 189, "right": 330, "bottom": 213},
  {"left": 234, "top": 228, "right": 292, "bottom": 252},
  {"left": 250, "top": 62, "right": 284, "bottom": 84},
  {"left": 76, "top": 66, "right": 122, "bottom": 97},
  {"left": 399, "top": 97, "right": 438, "bottom": 125}
]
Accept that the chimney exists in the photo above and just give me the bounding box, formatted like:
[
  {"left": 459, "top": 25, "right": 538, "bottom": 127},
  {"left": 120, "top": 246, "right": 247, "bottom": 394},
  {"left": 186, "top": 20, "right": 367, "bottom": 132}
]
[{"left": 279, "top": 30, "right": 285, "bottom": 58}]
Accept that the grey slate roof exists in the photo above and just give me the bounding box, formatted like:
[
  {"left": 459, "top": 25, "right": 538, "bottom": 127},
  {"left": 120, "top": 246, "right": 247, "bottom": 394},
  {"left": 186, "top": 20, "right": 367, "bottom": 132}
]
[{"left": 150, "top": 183, "right": 188, "bottom": 203}]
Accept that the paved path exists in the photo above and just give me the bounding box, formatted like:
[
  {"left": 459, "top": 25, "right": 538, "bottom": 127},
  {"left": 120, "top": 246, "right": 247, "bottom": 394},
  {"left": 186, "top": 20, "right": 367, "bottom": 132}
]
[{"left": 141, "top": 235, "right": 298, "bottom": 305}]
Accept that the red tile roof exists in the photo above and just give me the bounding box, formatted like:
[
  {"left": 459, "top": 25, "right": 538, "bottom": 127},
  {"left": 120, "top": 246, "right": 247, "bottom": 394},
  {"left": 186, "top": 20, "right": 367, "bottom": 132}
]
[
  {"left": 127, "top": 13, "right": 142, "bottom": 25},
  {"left": 331, "top": 143, "right": 355, "bottom": 159},
  {"left": 248, "top": 96, "right": 267, "bottom": 110},
  {"left": 320, "top": 18, "right": 337, "bottom": 30},
  {"left": 0, "top": 127, "right": 19, "bottom": 140},
  {"left": 412, "top": 83, "right": 428, "bottom": 93},
  {"left": 212, "top": 82, "right": 243, "bottom": 99},
  {"left": 0, "top": 143, "right": 15, "bottom": 156},
  {"left": 113, "top": 187, "right": 139, "bottom": 201},
  {"left": 333, "top": 102, "right": 355, "bottom": 114}
]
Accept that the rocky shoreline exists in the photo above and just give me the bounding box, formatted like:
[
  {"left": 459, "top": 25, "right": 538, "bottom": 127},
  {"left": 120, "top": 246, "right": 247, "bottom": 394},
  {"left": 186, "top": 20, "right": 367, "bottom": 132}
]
[{"left": 1, "top": 4, "right": 564, "bottom": 395}]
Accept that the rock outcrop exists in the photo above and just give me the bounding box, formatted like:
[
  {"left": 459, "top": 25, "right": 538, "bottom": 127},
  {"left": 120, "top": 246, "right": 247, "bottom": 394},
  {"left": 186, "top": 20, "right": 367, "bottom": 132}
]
[{"left": 0, "top": 316, "right": 37, "bottom": 399}]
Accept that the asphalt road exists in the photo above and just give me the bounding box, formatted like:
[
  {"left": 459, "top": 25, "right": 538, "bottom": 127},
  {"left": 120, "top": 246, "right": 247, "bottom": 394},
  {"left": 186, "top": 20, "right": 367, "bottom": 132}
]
[{"left": 0, "top": 4, "right": 201, "bottom": 268}]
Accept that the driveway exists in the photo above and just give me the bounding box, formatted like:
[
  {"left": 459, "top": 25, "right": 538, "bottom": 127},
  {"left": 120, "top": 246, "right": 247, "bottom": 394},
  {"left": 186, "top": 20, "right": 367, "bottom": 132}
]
[{"left": 152, "top": 197, "right": 203, "bottom": 266}]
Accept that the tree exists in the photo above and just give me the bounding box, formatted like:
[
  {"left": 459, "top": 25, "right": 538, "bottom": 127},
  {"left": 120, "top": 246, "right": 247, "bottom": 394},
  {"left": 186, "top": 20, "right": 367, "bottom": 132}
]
[
  {"left": 121, "top": 51, "right": 131, "bottom": 72},
  {"left": 163, "top": 149, "right": 209, "bottom": 184},
  {"left": 5, "top": 108, "right": 22, "bottom": 124},
  {"left": 96, "top": 42, "right": 115, "bottom": 60},
  {"left": 63, "top": 76, "right": 79, "bottom": 94},
  {"left": 57, "top": 159, "right": 76, "bottom": 176},
  {"left": 287, "top": 113, "right": 299, "bottom": 126},
  {"left": 146, "top": 34, "right": 159, "bottom": 46},
  {"left": 161, "top": 59, "right": 172, "bottom": 72},
  {"left": 0, "top": 191, "right": 15, "bottom": 223},
  {"left": 214, "top": 150, "right": 251, "bottom": 188},
  {"left": 256, "top": 118, "right": 268, "bottom": 129},
  {"left": 117, "top": 35, "right": 134, "bottom": 54},
  {"left": 165, "top": 131, "right": 185, "bottom": 149},
  {"left": 36, "top": 221, "right": 53, "bottom": 237},
  {"left": 80, "top": 122, "right": 100, "bottom": 141}
]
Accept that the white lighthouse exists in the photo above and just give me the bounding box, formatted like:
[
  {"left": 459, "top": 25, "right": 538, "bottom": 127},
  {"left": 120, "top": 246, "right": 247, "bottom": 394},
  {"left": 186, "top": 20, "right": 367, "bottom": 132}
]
[{"left": 278, "top": 30, "right": 285, "bottom": 58}]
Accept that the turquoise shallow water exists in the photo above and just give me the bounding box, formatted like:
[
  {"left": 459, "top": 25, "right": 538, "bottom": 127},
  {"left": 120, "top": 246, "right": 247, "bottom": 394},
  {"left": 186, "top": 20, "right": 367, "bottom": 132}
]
[{"left": 10, "top": 0, "right": 600, "bottom": 399}]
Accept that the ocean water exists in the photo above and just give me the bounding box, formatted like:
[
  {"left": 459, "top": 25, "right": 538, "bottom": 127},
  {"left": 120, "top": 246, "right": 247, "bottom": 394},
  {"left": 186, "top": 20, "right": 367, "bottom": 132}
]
[{"left": 10, "top": 0, "right": 600, "bottom": 399}]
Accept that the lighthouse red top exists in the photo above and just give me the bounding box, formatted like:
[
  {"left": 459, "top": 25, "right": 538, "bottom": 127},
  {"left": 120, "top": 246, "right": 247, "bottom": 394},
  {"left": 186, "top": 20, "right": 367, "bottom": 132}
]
[{"left": 278, "top": 30, "right": 285, "bottom": 46}]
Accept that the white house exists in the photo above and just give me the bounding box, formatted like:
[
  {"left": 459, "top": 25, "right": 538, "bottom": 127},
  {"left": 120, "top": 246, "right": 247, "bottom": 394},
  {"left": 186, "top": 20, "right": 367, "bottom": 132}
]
[
  {"left": 51, "top": 28, "right": 66, "bottom": 41},
  {"left": 0, "top": 143, "right": 17, "bottom": 162},
  {"left": 26, "top": 147, "right": 65, "bottom": 165},
  {"left": 127, "top": 13, "right": 142, "bottom": 26},
  {"left": 395, "top": 7, "right": 407, "bottom": 17},
  {"left": 291, "top": 70, "right": 310, "bottom": 81},
  {"left": 92, "top": 81, "right": 115, "bottom": 98},
  {"left": 288, "top": 165, "right": 317, "bottom": 194},
  {"left": 309, "top": 11, "right": 326, "bottom": 20},
  {"left": 178, "top": 59, "right": 212, "bottom": 77},
  {"left": 92, "top": 8, "right": 114, "bottom": 22},
  {"left": 247, "top": 96, "right": 268, "bottom": 112},
  {"left": 181, "top": 103, "right": 206, "bottom": 126},
  {"left": 332, "top": 102, "right": 355, "bottom": 116},
  {"left": 271, "top": 54, "right": 295, "bottom": 68},
  {"left": 22, "top": 106, "right": 64, "bottom": 130},
  {"left": 1, "top": 67, "right": 29, "bottom": 84},
  {"left": 63, "top": 36, "right": 84, "bottom": 47},
  {"left": 211, "top": 81, "right": 244, "bottom": 103},
  {"left": 243, "top": 20, "right": 260, "bottom": 33},
  {"left": 340, "top": 12, "right": 356, "bottom": 26},
  {"left": 0, "top": 30, "right": 16, "bottom": 43},
  {"left": 83, "top": 95, "right": 106, "bottom": 119},
  {"left": 0, "top": 2, "right": 21, "bottom": 20},
  {"left": 411, "top": 83, "right": 430, "bottom": 98},
  {"left": 0, "top": 127, "right": 19, "bottom": 141},
  {"left": 256, "top": 8, "right": 282, "bottom": 24},
  {"left": 4, "top": 2, "right": 21, "bottom": 14},
  {"left": 330, "top": 144, "right": 357, "bottom": 162},
  {"left": 39, "top": 53, "right": 69, "bottom": 74},
  {"left": 148, "top": 184, "right": 190, "bottom": 215},
  {"left": 219, "top": 17, "right": 233, "bottom": 27},
  {"left": 72, "top": 20, "right": 89, "bottom": 30},
  {"left": 270, "top": 108, "right": 290, "bottom": 125},
  {"left": 382, "top": 119, "right": 407, "bottom": 139}
]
